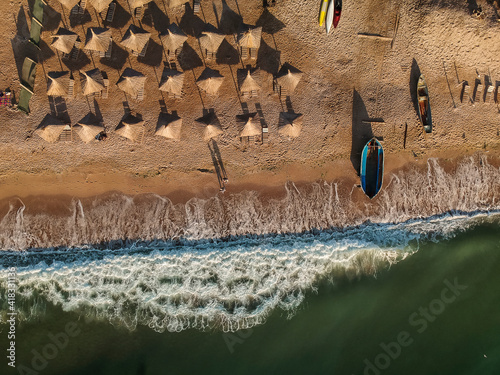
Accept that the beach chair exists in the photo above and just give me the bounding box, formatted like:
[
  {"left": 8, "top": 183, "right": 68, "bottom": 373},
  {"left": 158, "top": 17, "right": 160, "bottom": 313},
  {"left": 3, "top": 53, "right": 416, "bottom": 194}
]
[
  {"left": 462, "top": 83, "right": 471, "bottom": 104},
  {"left": 193, "top": 0, "right": 200, "bottom": 13},
  {"left": 262, "top": 126, "right": 269, "bottom": 144},
  {"left": 132, "top": 40, "right": 149, "bottom": 57},
  {"left": 106, "top": 2, "right": 116, "bottom": 22},
  {"left": 474, "top": 84, "right": 483, "bottom": 103},
  {"left": 68, "top": 77, "right": 74, "bottom": 98},
  {"left": 71, "top": 4, "right": 79, "bottom": 15},
  {"left": 59, "top": 125, "right": 72, "bottom": 142},
  {"left": 167, "top": 49, "right": 176, "bottom": 61},
  {"left": 101, "top": 76, "right": 109, "bottom": 99},
  {"left": 137, "top": 87, "right": 144, "bottom": 101},
  {"left": 79, "top": 0, "right": 87, "bottom": 14},
  {"left": 99, "top": 39, "right": 113, "bottom": 58},
  {"left": 249, "top": 48, "right": 257, "bottom": 60},
  {"left": 205, "top": 50, "right": 216, "bottom": 61},
  {"left": 240, "top": 47, "right": 248, "bottom": 59},
  {"left": 134, "top": 6, "right": 143, "bottom": 19},
  {"left": 485, "top": 84, "right": 494, "bottom": 104}
]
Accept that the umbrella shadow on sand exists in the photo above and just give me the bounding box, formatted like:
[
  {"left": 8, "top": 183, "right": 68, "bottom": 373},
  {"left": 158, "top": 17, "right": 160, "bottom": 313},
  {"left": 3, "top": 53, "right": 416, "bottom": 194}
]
[
  {"left": 257, "top": 39, "right": 280, "bottom": 74},
  {"left": 218, "top": 0, "right": 243, "bottom": 35},
  {"left": 216, "top": 39, "right": 240, "bottom": 65},
  {"left": 350, "top": 89, "right": 373, "bottom": 176},
  {"left": 177, "top": 42, "right": 203, "bottom": 71}
]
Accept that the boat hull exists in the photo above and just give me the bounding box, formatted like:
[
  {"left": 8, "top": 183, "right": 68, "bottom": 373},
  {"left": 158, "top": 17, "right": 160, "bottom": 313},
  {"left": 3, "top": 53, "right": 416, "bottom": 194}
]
[
  {"left": 417, "top": 75, "right": 432, "bottom": 133},
  {"left": 333, "top": 0, "right": 342, "bottom": 28},
  {"left": 360, "top": 138, "right": 384, "bottom": 199}
]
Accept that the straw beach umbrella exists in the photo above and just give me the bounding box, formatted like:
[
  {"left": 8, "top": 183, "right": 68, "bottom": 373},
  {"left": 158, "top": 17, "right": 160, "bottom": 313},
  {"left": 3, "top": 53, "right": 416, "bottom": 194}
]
[
  {"left": 196, "top": 68, "right": 224, "bottom": 96},
  {"left": 57, "top": 0, "right": 80, "bottom": 9},
  {"left": 47, "top": 71, "right": 70, "bottom": 97},
  {"left": 199, "top": 23, "right": 225, "bottom": 55},
  {"left": 159, "top": 23, "right": 187, "bottom": 52},
  {"left": 238, "top": 113, "right": 261, "bottom": 137},
  {"left": 196, "top": 112, "right": 223, "bottom": 141},
  {"left": 80, "top": 69, "right": 105, "bottom": 96},
  {"left": 238, "top": 68, "right": 260, "bottom": 95},
  {"left": 237, "top": 24, "right": 262, "bottom": 50},
  {"left": 278, "top": 112, "right": 303, "bottom": 138},
  {"left": 156, "top": 113, "right": 182, "bottom": 140},
  {"left": 115, "top": 114, "right": 145, "bottom": 142},
  {"left": 51, "top": 28, "right": 78, "bottom": 54},
  {"left": 35, "top": 114, "right": 66, "bottom": 143},
  {"left": 84, "top": 27, "right": 112, "bottom": 53},
  {"left": 159, "top": 69, "right": 184, "bottom": 97},
  {"left": 121, "top": 24, "right": 151, "bottom": 54},
  {"left": 74, "top": 113, "right": 104, "bottom": 143},
  {"left": 276, "top": 63, "right": 303, "bottom": 94},
  {"left": 89, "top": 0, "right": 113, "bottom": 12},
  {"left": 116, "top": 68, "right": 146, "bottom": 98}
]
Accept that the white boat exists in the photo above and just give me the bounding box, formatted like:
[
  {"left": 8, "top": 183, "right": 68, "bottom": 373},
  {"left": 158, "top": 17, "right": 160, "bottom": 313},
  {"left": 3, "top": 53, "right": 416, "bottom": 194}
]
[{"left": 326, "top": 0, "right": 334, "bottom": 34}]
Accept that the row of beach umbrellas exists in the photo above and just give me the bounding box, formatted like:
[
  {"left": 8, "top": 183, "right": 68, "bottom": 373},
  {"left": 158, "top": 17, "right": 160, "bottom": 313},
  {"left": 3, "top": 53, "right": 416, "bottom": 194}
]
[
  {"left": 35, "top": 110, "right": 303, "bottom": 143},
  {"left": 57, "top": 0, "right": 187, "bottom": 13}
]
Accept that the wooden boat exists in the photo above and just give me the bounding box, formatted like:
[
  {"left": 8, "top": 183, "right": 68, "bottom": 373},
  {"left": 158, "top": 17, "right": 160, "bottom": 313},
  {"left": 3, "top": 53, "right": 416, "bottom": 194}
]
[
  {"left": 319, "top": 0, "right": 330, "bottom": 26},
  {"left": 417, "top": 74, "right": 432, "bottom": 133},
  {"left": 333, "top": 0, "right": 342, "bottom": 28},
  {"left": 326, "top": 0, "right": 334, "bottom": 34},
  {"left": 360, "top": 138, "right": 384, "bottom": 199}
]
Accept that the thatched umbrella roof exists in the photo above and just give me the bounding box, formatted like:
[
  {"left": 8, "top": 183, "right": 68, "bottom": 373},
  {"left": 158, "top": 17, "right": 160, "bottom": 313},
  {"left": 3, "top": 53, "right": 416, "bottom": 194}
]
[
  {"left": 74, "top": 113, "right": 104, "bottom": 143},
  {"left": 116, "top": 68, "right": 146, "bottom": 97},
  {"left": 89, "top": 0, "right": 113, "bottom": 12},
  {"left": 35, "top": 114, "right": 67, "bottom": 143},
  {"left": 80, "top": 69, "right": 105, "bottom": 96},
  {"left": 196, "top": 68, "right": 224, "bottom": 96},
  {"left": 276, "top": 63, "right": 303, "bottom": 94},
  {"left": 84, "top": 27, "right": 112, "bottom": 52},
  {"left": 121, "top": 24, "right": 151, "bottom": 53},
  {"left": 115, "top": 114, "right": 145, "bottom": 142},
  {"left": 159, "top": 23, "right": 187, "bottom": 52},
  {"left": 238, "top": 68, "right": 260, "bottom": 93},
  {"left": 128, "top": 0, "right": 152, "bottom": 8},
  {"left": 237, "top": 24, "right": 262, "bottom": 49},
  {"left": 156, "top": 113, "right": 182, "bottom": 140},
  {"left": 238, "top": 113, "right": 261, "bottom": 137},
  {"left": 57, "top": 0, "right": 80, "bottom": 9},
  {"left": 199, "top": 23, "right": 225, "bottom": 53},
  {"left": 278, "top": 112, "right": 303, "bottom": 138},
  {"left": 51, "top": 28, "right": 79, "bottom": 54},
  {"left": 159, "top": 69, "right": 184, "bottom": 96},
  {"left": 196, "top": 112, "right": 223, "bottom": 141},
  {"left": 47, "top": 71, "right": 70, "bottom": 97}
]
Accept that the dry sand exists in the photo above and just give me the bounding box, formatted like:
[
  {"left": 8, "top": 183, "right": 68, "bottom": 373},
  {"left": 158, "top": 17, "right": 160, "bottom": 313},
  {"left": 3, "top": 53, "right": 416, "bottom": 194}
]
[{"left": 0, "top": 0, "right": 499, "bottom": 203}]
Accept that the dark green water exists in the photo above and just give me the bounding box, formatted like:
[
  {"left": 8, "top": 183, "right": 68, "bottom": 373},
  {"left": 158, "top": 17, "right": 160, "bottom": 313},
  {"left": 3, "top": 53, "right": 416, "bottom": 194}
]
[{"left": 2, "top": 222, "right": 500, "bottom": 375}]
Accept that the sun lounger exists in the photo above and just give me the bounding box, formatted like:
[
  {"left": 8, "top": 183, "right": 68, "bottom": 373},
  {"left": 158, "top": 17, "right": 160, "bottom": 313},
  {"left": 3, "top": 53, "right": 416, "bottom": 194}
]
[
  {"left": 485, "top": 85, "right": 494, "bottom": 103},
  {"left": 99, "top": 39, "right": 113, "bottom": 58},
  {"left": 137, "top": 86, "right": 144, "bottom": 101},
  {"left": 462, "top": 83, "right": 471, "bottom": 104},
  {"left": 262, "top": 126, "right": 269, "bottom": 144},
  {"left": 474, "top": 84, "right": 483, "bottom": 103},
  {"left": 68, "top": 77, "right": 74, "bottom": 98},
  {"left": 18, "top": 57, "right": 37, "bottom": 114},
  {"left": 101, "top": 76, "right": 109, "bottom": 99},
  {"left": 29, "top": 17, "right": 43, "bottom": 48},
  {"left": 106, "top": 1, "right": 116, "bottom": 22},
  {"left": 249, "top": 48, "right": 257, "bottom": 60},
  {"left": 59, "top": 125, "right": 72, "bottom": 142},
  {"left": 205, "top": 50, "right": 216, "bottom": 60},
  {"left": 193, "top": 0, "right": 200, "bottom": 13},
  {"left": 132, "top": 40, "right": 149, "bottom": 57},
  {"left": 134, "top": 6, "right": 143, "bottom": 19},
  {"left": 79, "top": 0, "right": 87, "bottom": 14},
  {"left": 240, "top": 47, "right": 248, "bottom": 59}
]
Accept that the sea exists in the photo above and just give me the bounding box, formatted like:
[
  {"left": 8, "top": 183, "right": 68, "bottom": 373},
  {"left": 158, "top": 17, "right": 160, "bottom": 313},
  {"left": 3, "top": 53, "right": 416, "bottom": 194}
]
[{"left": 0, "top": 155, "right": 499, "bottom": 374}]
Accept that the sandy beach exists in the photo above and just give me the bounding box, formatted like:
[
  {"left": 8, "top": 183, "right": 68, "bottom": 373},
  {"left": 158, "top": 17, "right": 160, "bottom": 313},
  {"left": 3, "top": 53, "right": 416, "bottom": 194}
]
[{"left": 0, "top": 0, "right": 499, "bottom": 204}]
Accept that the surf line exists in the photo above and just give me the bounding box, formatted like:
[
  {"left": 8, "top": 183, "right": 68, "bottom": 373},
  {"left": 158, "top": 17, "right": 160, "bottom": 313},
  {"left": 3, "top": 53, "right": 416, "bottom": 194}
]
[{"left": 358, "top": 278, "right": 467, "bottom": 375}]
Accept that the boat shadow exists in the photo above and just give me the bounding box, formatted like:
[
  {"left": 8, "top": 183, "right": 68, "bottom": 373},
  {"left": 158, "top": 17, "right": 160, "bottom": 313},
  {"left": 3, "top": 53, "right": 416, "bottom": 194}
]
[
  {"left": 350, "top": 89, "right": 373, "bottom": 176},
  {"left": 409, "top": 58, "right": 421, "bottom": 119}
]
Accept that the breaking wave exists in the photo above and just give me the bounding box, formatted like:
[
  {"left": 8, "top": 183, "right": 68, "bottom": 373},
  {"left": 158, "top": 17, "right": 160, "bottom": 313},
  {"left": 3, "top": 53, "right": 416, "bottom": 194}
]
[{"left": 0, "top": 155, "right": 498, "bottom": 251}]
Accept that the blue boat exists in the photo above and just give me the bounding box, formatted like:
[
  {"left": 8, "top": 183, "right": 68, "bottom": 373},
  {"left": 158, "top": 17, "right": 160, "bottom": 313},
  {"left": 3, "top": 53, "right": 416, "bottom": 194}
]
[{"left": 360, "top": 138, "right": 384, "bottom": 199}]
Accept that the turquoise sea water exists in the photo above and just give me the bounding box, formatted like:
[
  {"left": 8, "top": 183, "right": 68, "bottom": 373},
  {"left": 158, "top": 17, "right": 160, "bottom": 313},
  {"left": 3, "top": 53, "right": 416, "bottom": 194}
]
[{"left": 1, "top": 213, "right": 499, "bottom": 375}]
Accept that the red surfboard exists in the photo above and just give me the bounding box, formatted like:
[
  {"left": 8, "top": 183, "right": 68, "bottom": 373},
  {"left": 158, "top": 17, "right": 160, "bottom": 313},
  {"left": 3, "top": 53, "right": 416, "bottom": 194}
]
[{"left": 333, "top": 0, "right": 342, "bottom": 28}]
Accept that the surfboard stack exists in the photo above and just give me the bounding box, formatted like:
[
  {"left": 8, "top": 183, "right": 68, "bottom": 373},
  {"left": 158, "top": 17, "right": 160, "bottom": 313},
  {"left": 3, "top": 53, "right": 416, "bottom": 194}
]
[{"left": 320, "top": 0, "right": 342, "bottom": 33}]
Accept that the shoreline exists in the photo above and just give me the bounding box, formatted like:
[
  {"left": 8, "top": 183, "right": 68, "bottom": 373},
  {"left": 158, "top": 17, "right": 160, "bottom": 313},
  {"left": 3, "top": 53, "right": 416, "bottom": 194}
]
[{"left": 1, "top": 149, "right": 498, "bottom": 206}]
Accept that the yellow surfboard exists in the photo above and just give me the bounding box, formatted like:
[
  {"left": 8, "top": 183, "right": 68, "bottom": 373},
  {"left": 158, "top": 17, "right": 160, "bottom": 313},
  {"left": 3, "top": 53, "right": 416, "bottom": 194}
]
[{"left": 319, "top": 0, "right": 329, "bottom": 26}]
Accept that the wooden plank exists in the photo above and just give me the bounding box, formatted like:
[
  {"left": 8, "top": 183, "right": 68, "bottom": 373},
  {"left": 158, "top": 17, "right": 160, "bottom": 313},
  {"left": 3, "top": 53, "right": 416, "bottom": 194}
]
[{"left": 357, "top": 33, "right": 393, "bottom": 42}]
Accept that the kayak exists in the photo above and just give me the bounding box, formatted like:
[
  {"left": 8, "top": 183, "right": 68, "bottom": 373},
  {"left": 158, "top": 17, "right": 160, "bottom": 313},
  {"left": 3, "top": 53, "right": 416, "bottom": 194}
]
[
  {"left": 333, "top": 0, "right": 342, "bottom": 28},
  {"left": 318, "top": 0, "right": 329, "bottom": 26},
  {"left": 417, "top": 74, "right": 432, "bottom": 133}
]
